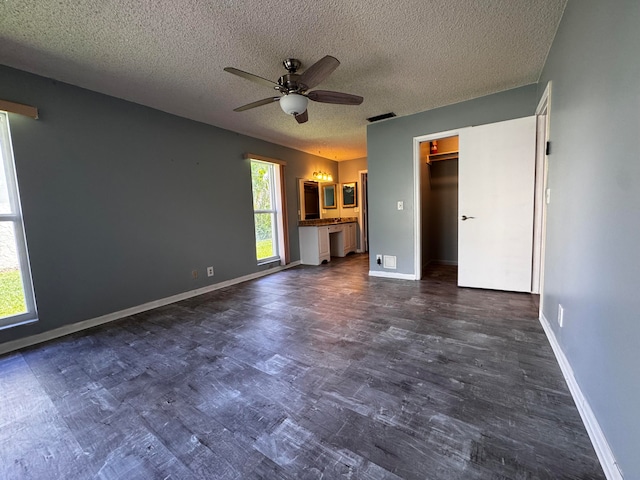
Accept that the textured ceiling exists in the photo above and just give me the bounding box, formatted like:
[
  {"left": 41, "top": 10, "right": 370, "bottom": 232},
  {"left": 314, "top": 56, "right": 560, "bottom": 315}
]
[{"left": 0, "top": 0, "right": 567, "bottom": 160}]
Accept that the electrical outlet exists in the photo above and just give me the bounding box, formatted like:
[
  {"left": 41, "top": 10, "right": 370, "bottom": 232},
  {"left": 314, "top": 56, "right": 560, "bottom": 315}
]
[
  {"left": 207, "top": 266, "right": 214, "bottom": 277},
  {"left": 192, "top": 269, "right": 198, "bottom": 279},
  {"left": 558, "top": 304, "right": 564, "bottom": 327},
  {"left": 397, "top": 201, "right": 404, "bottom": 211},
  {"left": 376, "top": 254, "right": 382, "bottom": 265}
]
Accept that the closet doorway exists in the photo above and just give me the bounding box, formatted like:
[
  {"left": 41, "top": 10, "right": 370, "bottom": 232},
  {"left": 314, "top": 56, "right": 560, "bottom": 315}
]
[
  {"left": 419, "top": 135, "right": 459, "bottom": 277},
  {"left": 413, "top": 117, "right": 538, "bottom": 292}
]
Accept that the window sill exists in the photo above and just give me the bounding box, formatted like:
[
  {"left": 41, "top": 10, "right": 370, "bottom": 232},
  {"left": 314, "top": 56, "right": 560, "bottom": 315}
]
[
  {"left": 257, "top": 257, "right": 281, "bottom": 267},
  {"left": 0, "top": 315, "right": 38, "bottom": 331}
]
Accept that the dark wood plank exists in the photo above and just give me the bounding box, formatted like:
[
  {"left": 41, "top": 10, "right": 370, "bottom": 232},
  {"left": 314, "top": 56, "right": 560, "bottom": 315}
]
[{"left": 0, "top": 254, "right": 605, "bottom": 479}]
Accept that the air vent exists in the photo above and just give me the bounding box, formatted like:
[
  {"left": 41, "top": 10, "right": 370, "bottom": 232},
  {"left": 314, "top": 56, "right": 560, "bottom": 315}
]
[{"left": 367, "top": 112, "right": 396, "bottom": 123}]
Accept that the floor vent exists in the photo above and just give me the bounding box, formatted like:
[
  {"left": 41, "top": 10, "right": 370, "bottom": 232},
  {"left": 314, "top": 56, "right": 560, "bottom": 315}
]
[{"left": 383, "top": 255, "right": 397, "bottom": 269}]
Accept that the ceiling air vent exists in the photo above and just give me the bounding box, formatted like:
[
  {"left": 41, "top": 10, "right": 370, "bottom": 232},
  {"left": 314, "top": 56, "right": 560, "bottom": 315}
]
[{"left": 367, "top": 112, "right": 396, "bottom": 123}]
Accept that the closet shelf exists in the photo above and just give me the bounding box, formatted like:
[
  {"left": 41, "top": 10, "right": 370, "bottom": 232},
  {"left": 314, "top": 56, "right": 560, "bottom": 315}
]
[{"left": 427, "top": 151, "right": 458, "bottom": 164}]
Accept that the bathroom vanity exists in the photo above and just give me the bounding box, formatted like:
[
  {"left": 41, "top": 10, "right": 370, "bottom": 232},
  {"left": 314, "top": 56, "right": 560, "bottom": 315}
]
[{"left": 298, "top": 218, "right": 357, "bottom": 265}]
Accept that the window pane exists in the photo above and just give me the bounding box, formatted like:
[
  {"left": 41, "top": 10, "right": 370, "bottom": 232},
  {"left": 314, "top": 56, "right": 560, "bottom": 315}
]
[
  {"left": 251, "top": 161, "right": 273, "bottom": 210},
  {"left": 254, "top": 213, "right": 275, "bottom": 260},
  {"left": 0, "top": 221, "right": 27, "bottom": 319},
  {"left": 0, "top": 135, "right": 12, "bottom": 214},
  {"left": 0, "top": 112, "right": 36, "bottom": 327}
]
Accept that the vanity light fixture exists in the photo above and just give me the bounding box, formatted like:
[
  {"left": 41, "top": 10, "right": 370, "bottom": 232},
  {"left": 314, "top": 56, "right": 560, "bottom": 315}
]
[{"left": 313, "top": 171, "right": 333, "bottom": 182}]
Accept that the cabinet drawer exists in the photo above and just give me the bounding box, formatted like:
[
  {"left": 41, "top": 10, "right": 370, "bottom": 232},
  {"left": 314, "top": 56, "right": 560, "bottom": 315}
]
[{"left": 327, "top": 224, "right": 343, "bottom": 233}]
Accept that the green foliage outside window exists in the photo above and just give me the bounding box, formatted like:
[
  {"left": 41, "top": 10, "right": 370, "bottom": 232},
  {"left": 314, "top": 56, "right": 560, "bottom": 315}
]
[
  {"left": 0, "top": 269, "right": 26, "bottom": 318},
  {"left": 251, "top": 162, "right": 273, "bottom": 211},
  {"left": 251, "top": 161, "right": 277, "bottom": 260}
]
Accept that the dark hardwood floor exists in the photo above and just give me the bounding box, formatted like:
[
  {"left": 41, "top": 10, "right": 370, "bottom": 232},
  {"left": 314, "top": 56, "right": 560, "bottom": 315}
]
[{"left": 0, "top": 254, "right": 604, "bottom": 479}]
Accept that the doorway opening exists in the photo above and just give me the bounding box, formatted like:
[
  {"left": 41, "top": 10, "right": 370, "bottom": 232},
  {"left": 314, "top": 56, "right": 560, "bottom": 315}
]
[
  {"left": 414, "top": 118, "right": 540, "bottom": 291},
  {"left": 415, "top": 133, "right": 460, "bottom": 282}
]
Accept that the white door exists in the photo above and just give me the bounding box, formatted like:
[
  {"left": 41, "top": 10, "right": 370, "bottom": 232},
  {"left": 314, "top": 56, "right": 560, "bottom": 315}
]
[{"left": 458, "top": 116, "right": 536, "bottom": 292}]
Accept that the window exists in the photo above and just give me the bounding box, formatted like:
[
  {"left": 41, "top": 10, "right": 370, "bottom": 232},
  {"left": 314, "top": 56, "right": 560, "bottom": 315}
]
[
  {"left": 248, "top": 155, "right": 289, "bottom": 265},
  {"left": 250, "top": 160, "right": 281, "bottom": 263},
  {"left": 0, "top": 112, "right": 37, "bottom": 329}
]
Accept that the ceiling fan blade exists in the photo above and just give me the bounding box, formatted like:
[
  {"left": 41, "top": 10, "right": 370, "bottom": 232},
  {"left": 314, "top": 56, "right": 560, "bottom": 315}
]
[
  {"left": 233, "top": 97, "right": 280, "bottom": 112},
  {"left": 224, "top": 67, "right": 277, "bottom": 88},
  {"left": 298, "top": 56, "right": 340, "bottom": 89},
  {"left": 295, "top": 110, "right": 308, "bottom": 124},
  {"left": 307, "top": 90, "right": 363, "bottom": 105}
]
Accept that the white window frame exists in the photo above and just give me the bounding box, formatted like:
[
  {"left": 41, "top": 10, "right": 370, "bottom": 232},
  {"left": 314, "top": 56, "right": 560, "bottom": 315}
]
[
  {"left": 251, "top": 159, "right": 284, "bottom": 265},
  {"left": 0, "top": 111, "right": 37, "bottom": 329}
]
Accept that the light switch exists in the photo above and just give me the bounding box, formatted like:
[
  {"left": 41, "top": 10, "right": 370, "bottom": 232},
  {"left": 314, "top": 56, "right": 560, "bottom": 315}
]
[
  {"left": 546, "top": 188, "right": 551, "bottom": 204},
  {"left": 397, "top": 201, "right": 404, "bottom": 210}
]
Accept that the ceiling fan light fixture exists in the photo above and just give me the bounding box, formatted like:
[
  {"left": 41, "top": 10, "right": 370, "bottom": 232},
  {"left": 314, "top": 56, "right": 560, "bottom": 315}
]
[
  {"left": 225, "top": 56, "right": 363, "bottom": 123},
  {"left": 280, "top": 93, "right": 308, "bottom": 116}
]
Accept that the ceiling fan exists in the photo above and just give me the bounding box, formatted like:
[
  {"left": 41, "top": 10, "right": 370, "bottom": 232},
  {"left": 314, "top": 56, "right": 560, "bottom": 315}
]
[{"left": 224, "top": 55, "right": 363, "bottom": 124}]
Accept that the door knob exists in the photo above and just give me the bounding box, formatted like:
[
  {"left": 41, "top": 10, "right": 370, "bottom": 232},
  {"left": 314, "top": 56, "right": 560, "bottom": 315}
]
[{"left": 461, "top": 215, "right": 475, "bottom": 221}]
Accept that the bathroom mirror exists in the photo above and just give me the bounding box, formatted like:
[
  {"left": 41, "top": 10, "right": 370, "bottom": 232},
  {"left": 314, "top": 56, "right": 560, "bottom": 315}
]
[
  {"left": 322, "top": 184, "right": 337, "bottom": 209},
  {"left": 298, "top": 179, "right": 320, "bottom": 220}
]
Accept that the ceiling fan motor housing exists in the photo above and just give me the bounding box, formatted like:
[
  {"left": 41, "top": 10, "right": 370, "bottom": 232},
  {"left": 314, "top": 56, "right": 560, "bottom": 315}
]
[{"left": 277, "top": 73, "right": 307, "bottom": 94}]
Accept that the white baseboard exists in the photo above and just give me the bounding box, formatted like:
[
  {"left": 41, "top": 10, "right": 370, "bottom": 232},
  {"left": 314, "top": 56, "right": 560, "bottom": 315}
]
[
  {"left": 368, "top": 270, "right": 417, "bottom": 280},
  {"left": 0, "top": 261, "right": 301, "bottom": 356},
  {"left": 539, "top": 313, "right": 623, "bottom": 480}
]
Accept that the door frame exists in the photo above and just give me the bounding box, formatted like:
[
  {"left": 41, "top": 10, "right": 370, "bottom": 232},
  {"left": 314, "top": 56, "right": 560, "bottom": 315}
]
[
  {"left": 412, "top": 129, "right": 463, "bottom": 280},
  {"left": 533, "top": 82, "right": 552, "bottom": 301},
  {"left": 357, "top": 170, "right": 368, "bottom": 252}
]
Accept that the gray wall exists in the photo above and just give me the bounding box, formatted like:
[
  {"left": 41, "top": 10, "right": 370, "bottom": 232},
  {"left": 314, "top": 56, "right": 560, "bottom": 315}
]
[
  {"left": 367, "top": 85, "right": 537, "bottom": 275},
  {"left": 337, "top": 157, "right": 367, "bottom": 185},
  {"left": 538, "top": 0, "right": 640, "bottom": 476},
  {"left": 0, "top": 65, "right": 336, "bottom": 346},
  {"left": 420, "top": 156, "right": 435, "bottom": 267},
  {"left": 424, "top": 159, "right": 458, "bottom": 266}
]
